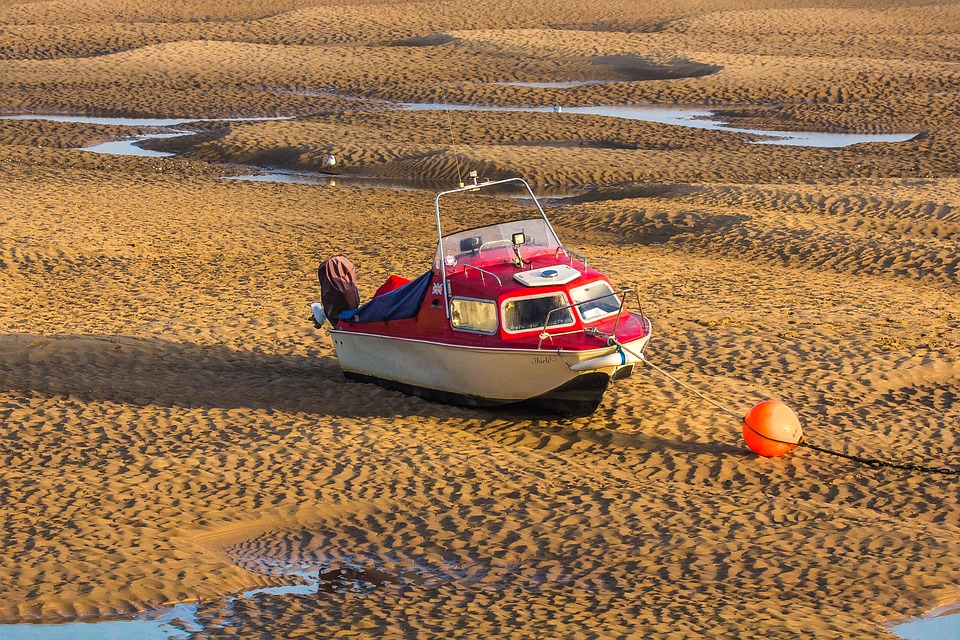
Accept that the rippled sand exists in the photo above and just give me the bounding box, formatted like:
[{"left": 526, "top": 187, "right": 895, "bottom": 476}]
[{"left": 0, "top": 0, "right": 958, "bottom": 637}]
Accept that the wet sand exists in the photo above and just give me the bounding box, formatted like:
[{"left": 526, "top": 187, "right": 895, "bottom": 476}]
[{"left": 0, "top": 0, "right": 958, "bottom": 637}]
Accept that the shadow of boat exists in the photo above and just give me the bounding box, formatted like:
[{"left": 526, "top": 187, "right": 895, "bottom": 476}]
[
  {"left": 0, "top": 332, "right": 742, "bottom": 457},
  {"left": 0, "top": 332, "right": 418, "bottom": 419}
]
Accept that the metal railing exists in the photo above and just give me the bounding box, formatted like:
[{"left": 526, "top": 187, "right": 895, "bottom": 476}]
[
  {"left": 462, "top": 264, "right": 503, "bottom": 287},
  {"left": 536, "top": 288, "right": 646, "bottom": 349},
  {"left": 554, "top": 246, "right": 588, "bottom": 269}
]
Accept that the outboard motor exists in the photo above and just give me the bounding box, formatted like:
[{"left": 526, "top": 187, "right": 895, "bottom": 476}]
[{"left": 317, "top": 256, "right": 360, "bottom": 326}]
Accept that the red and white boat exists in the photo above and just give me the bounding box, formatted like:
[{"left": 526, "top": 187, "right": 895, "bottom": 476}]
[{"left": 314, "top": 177, "right": 652, "bottom": 416}]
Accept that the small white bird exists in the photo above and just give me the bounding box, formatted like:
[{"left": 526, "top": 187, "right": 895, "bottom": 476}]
[{"left": 310, "top": 302, "right": 327, "bottom": 327}]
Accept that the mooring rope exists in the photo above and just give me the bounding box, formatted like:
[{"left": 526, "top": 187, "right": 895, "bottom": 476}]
[
  {"left": 615, "top": 340, "right": 959, "bottom": 475},
  {"left": 799, "top": 441, "right": 959, "bottom": 475},
  {"left": 631, "top": 348, "right": 742, "bottom": 420}
]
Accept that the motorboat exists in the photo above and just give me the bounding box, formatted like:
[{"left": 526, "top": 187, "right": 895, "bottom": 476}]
[{"left": 313, "top": 176, "right": 652, "bottom": 416}]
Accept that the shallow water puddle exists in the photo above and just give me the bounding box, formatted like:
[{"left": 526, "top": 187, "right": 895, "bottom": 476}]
[
  {"left": 889, "top": 605, "right": 960, "bottom": 640},
  {"left": 0, "top": 103, "right": 916, "bottom": 190},
  {"left": 0, "top": 115, "right": 208, "bottom": 126},
  {"left": 4, "top": 587, "right": 952, "bottom": 638},
  {"left": 0, "top": 603, "right": 202, "bottom": 639},
  {"left": 0, "top": 115, "right": 288, "bottom": 127},
  {"left": 492, "top": 80, "right": 604, "bottom": 89},
  {"left": 83, "top": 132, "right": 194, "bottom": 157},
  {"left": 399, "top": 102, "right": 917, "bottom": 148},
  {"left": 0, "top": 114, "right": 289, "bottom": 157},
  {"left": 2, "top": 113, "right": 581, "bottom": 192},
  {"left": 0, "top": 113, "right": 572, "bottom": 192},
  {"left": 0, "top": 563, "right": 405, "bottom": 639}
]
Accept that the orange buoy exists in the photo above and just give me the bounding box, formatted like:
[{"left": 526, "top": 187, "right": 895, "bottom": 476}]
[{"left": 742, "top": 400, "right": 803, "bottom": 457}]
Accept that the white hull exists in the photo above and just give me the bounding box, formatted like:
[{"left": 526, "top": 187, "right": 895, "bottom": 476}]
[{"left": 330, "top": 330, "right": 650, "bottom": 410}]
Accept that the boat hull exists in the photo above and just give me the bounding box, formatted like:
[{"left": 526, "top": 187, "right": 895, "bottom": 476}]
[{"left": 330, "top": 330, "right": 650, "bottom": 416}]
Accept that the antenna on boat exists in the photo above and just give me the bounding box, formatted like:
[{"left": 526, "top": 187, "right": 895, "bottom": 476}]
[{"left": 439, "top": 85, "right": 466, "bottom": 187}]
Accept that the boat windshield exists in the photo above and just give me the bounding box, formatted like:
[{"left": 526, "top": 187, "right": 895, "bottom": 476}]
[{"left": 438, "top": 218, "right": 560, "bottom": 265}]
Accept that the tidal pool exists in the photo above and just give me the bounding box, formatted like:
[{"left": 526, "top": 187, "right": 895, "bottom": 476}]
[
  {"left": 0, "top": 563, "right": 409, "bottom": 639},
  {"left": 889, "top": 605, "right": 960, "bottom": 640},
  {"left": 0, "top": 603, "right": 202, "bottom": 640},
  {"left": 399, "top": 102, "right": 917, "bottom": 148},
  {"left": 0, "top": 115, "right": 287, "bottom": 127},
  {"left": 83, "top": 132, "right": 193, "bottom": 157},
  {"left": 0, "top": 115, "right": 289, "bottom": 157},
  {"left": 3, "top": 580, "right": 954, "bottom": 638},
  {"left": 0, "top": 103, "right": 918, "bottom": 190},
  {"left": 491, "top": 80, "right": 604, "bottom": 89},
  {"left": 0, "top": 573, "right": 311, "bottom": 639}
]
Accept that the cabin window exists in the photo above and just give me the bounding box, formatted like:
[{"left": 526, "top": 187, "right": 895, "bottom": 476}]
[
  {"left": 570, "top": 281, "right": 620, "bottom": 322},
  {"left": 501, "top": 293, "right": 574, "bottom": 333},
  {"left": 450, "top": 297, "right": 498, "bottom": 334}
]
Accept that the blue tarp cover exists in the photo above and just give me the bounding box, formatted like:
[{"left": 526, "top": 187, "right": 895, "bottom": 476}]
[{"left": 339, "top": 270, "right": 433, "bottom": 323}]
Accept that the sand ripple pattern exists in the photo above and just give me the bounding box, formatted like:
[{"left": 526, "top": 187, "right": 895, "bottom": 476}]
[{"left": 1, "top": 0, "right": 959, "bottom": 637}]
